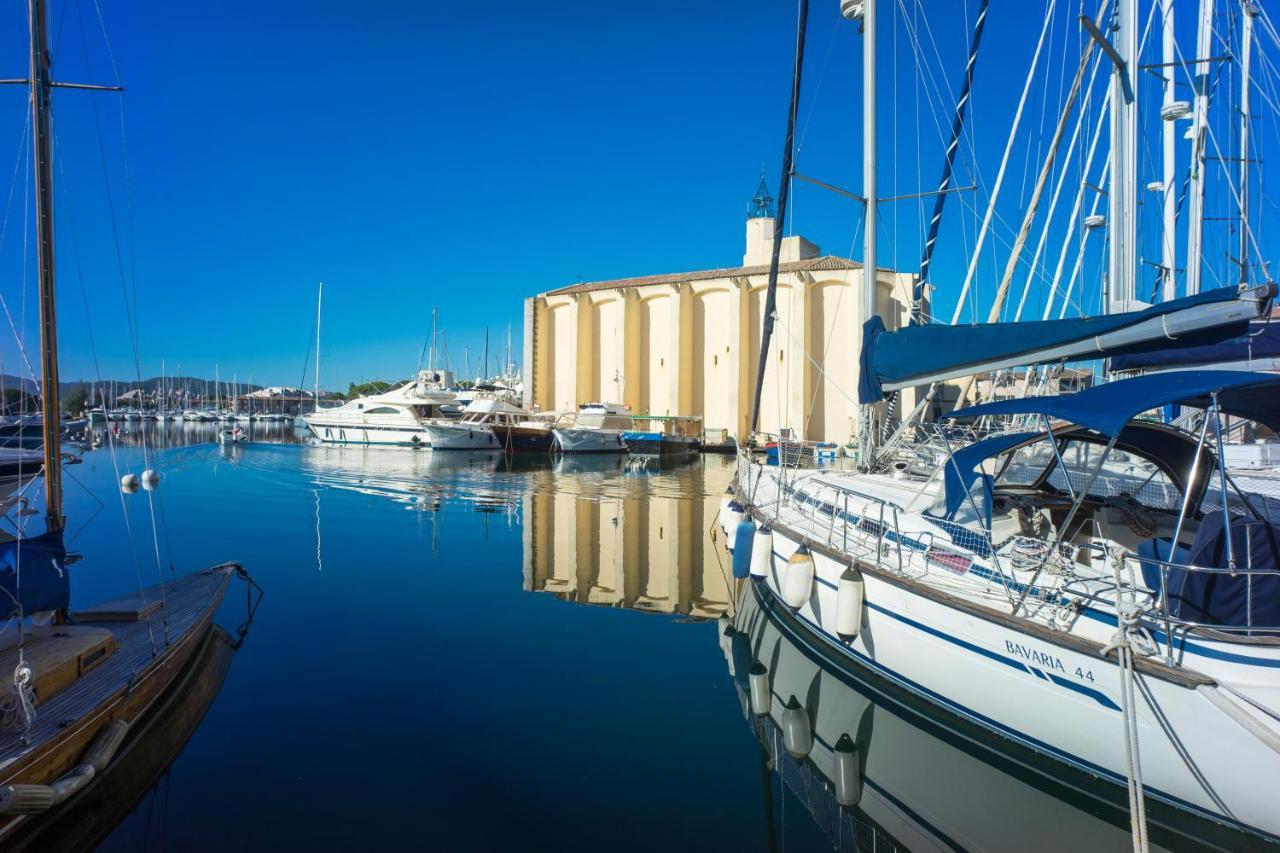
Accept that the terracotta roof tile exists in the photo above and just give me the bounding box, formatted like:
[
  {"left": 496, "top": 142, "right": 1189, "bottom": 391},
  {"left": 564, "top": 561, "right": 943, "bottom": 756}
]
[{"left": 542, "top": 255, "right": 862, "bottom": 297}]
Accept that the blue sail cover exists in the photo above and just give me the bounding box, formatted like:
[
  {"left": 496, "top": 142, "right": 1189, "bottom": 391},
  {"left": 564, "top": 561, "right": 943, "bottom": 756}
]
[
  {"left": 1110, "top": 320, "right": 1280, "bottom": 371},
  {"left": 858, "top": 287, "right": 1255, "bottom": 403},
  {"left": 948, "top": 370, "right": 1280, "bottom": 438},
  {"left": 0, "top": 530, "right": 68, "bottom": 617}
]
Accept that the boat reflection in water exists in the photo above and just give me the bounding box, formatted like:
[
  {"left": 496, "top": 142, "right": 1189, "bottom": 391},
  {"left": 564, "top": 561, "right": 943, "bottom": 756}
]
[
  {"left": 7, "top": 626, "right": 240, "bottom": 852},
  {"left": 523, "top": 456, "right": 734, "bottom": 618},
  {"left": 724, "top": 584, "right": 1258, "bottom": 853}
]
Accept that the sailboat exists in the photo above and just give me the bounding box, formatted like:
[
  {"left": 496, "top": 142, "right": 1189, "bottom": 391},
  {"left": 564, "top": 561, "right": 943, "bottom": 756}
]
[
  {"left": 0, "top": 1, "right": 257, "bottom": 835},
  {"left": 732, "top": 0, "right": 1280, "bottom": 845}
]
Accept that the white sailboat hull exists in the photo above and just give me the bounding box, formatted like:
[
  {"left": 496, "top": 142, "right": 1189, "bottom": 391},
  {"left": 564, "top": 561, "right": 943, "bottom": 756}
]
[{"left": 742, "top": 466, "right": 1280, "bottom": 841}]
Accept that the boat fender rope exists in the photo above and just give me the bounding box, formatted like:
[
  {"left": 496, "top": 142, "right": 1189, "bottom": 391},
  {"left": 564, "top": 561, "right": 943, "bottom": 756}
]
[{"left": 1102, "top": 555, "right": 1152, "bottom": 853}]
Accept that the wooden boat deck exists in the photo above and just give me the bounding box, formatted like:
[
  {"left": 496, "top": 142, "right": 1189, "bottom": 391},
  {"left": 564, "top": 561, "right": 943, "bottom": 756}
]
[{"left": 0, "top": 566, "right": 233, "bottom": 776}]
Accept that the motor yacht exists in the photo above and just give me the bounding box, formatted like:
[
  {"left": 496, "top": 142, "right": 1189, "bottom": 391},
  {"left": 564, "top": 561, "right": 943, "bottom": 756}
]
[
  {"left": 304, "top": 369, "right": 459, "bottom": 446},
  {"left": 552, "top": 403, "right": 630, "bottom": 453}
]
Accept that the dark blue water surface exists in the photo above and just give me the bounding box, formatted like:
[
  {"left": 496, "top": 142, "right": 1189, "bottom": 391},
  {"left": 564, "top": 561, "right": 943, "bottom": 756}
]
[{"left": 43, "top": 426, "right": 826, "bottom": 851}]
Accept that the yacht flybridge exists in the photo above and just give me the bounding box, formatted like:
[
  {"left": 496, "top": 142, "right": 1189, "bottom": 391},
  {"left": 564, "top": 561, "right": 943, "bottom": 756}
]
[{"left": 304, "top": 370, "right": 460, "bottom": 446}]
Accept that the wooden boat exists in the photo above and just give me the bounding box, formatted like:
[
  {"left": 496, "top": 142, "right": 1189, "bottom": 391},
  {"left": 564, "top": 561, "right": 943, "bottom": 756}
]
[{"left": 0, "top": 1, "right": 255, "bottom": 833}]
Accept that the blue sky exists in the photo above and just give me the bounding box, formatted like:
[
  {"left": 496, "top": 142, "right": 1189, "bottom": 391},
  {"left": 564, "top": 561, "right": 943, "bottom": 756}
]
[{"left": 0, "top": 1, "right": 1272, "bottom": 390}]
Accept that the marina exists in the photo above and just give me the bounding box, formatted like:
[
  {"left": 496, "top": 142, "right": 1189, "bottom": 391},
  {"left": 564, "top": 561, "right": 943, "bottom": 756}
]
[{"left": 0, "top": 0, "right": 1280, "bottom": 849}]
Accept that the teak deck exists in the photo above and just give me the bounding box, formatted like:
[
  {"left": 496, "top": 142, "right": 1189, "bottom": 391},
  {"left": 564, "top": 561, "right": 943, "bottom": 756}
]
[{"left": 0, "top": 566, "right": 234, "bottom": 793}]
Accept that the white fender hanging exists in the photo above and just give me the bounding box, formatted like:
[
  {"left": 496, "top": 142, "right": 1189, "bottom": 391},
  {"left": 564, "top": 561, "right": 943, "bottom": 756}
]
[
  {"left": 721, "top": 500, "right": 744, "bottom": 541},
  {"left": 140, "top": 469, "right": 161, "bottom": 491},
  {"left": 749, "top": 527, "right": 773, "bottom": 580},
  {"left": 718, "top": 487, "right": 734, "bottom": 528},
  {"left": 749, "top": 662, "right": 772, "bottom": 716},
  {"left": 835, "top": 568, "right": 865, "bottom": 638},
  {"left": 833, "top": 733, "right": 863, "bottom": 807},
  {"left": 119, "top": 473, "right": 139, "bottom": 493},
  {"left": 781, "top": 696, "right": 813, "bottom": 758},
  {"left": 782, "top": 545, "right": 815, "bottom": 609}
]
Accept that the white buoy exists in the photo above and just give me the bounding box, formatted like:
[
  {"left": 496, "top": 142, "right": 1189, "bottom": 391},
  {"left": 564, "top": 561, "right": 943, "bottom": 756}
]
[
  {"left": 722, "top": 501, "right": 744, "bottom": 545},
  {"left": 140, "top": 469, "right": 160, "bottom": 491},
  {"left": 782, "top": 545, "right": 815, "bottom": 609},
  {"left": 833, "top": 734, "right": 863, "bottom": 807},
  {"left": 749, "top": 527, "right": 773, "bottom": 580},
  {"left": 749, "top": 662, "right": 771, "bottom": 716},
  {"left": 119, "top": 474, "right": 139, "bottom": 493},
  {"left": 835, "top": 568, "right": 865, "bottom": 638},
  {"left": 781, "top": 696, "right": 813, "bottom": 758}
]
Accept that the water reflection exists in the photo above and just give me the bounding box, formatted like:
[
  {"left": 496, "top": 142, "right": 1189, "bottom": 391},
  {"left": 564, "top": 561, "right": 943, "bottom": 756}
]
[
  {"left": 522, "top": 458, "right": 735, "bottom": 618},
  {"left": 84, "top": 420, "right": 307, "bottom": 451},
  {"left": 725, "top": 584, "right": 1260, "bottom": 853}
]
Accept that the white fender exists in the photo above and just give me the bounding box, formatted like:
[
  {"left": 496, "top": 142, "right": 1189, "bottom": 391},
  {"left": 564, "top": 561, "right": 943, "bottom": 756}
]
[
  {"left": 749, "top": 527, "right": 773, "bottom": 580},
  {"left": 782, "top": 545, "right": 815, "bottom": 609},
  {"left": 833, "top": 733, "right": 862, "bottom": 807},
  {"left": 119, "top": 474, "right": 139, "bottom": 493},
  {"left": 722, "top": 501, "right": 744, "bottom": 547},
  {"left": 835, "top": 568, "right": 865, "bottom": 638},
  {"left": 781, "top": 696, "right": 813, "bottom": 758},
  {"left": 749, "top": 662, "right": 771, "bottom": 716},
  {"left": 140, "top": 469, "right": 161, "bottom": 491}
]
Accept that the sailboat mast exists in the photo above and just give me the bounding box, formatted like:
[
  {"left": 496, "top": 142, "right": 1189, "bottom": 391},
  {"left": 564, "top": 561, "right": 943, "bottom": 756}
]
[
  {"left": 1161, "top": 0, "right": 1177, "bottom": 301},
  {"left": 1107, "top": 0, "right": 1138, "bottom": 314},
  {"left": 429, "top": 305, "right": 438, "bottom": 373},
  {"left": 315, "top": 281, "right": 323, "bottom": 412},
  {"left": 1239, "top": 1, "right": 1256, "bottom": 284},
  {"left": 29, "top": 0, "right": 62, "bottom": 530},
  {"left": 856, "top": 0, "right": 877, "bottom": 464},
  {"left": 1186, "top": 0, "right": 1215, "bottom": 296}
]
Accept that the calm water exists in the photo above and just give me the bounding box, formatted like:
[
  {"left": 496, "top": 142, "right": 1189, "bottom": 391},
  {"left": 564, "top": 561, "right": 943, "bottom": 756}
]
[{"left": 12, "top": 424, "right": 1257, "bottom": 851}]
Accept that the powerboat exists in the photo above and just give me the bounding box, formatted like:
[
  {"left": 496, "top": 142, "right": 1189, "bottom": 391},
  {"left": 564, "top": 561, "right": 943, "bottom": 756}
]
[
  {"left": 304, "top": 369, "right": 459, "bottom": 446},
  {"left": 552, "top": 403, "right": 630, "bottom": 453},
  {"left": 621, "top": 415, "right": 702, "bottom": 456},
  {"left": 734, "top": 370, "right": 1280, "bottom": 842},
  {"left": 424, "top": 395, "right": 530, "bottom": 451}
]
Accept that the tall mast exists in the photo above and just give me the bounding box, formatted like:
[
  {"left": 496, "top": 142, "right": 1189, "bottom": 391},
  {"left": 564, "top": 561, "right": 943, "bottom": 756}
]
[
  {"left": 857, "top": 0, "right": 877, "bottom": 463},
  {"left": 429, "top": 305, "right": 438, "bottom": 373},
  {"left": 483, "top": 327, "right": 489, "bottom": 382},
  {"left": 30, "top": 0, "right": 62, "bottom": 530},
  {"left": 314, "top": 281, "right": 323, "bottom": 411},
  {"left": 1239, "top": 1, "right": 1256, "bottom": 283},
  {"left": 1107, "top": 0, "right": 1138, "bottom": 314},
  {"left": 1186, "top": 0, "right": 1215, "bottom": 296},
  {"left": 1161, "top": 0, "right": 1178, "bottom": 301}
]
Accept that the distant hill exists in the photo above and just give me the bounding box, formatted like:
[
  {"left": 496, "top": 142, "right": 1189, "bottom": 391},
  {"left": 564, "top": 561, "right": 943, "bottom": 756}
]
[{"left": 0, "top": 375, "right": 264, "bottom": 397}]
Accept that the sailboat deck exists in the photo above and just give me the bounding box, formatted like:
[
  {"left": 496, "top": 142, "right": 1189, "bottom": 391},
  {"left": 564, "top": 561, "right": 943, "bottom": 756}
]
[{"left": 0, "top": 566, "right": 233, "bottom": 774}]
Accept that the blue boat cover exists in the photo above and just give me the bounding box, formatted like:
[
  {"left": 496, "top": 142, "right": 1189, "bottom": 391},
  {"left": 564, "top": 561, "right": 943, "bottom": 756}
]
[
  {"left": 930, "top": 431, "right": 1040, "bottom": 529},
  {"left": 0, "top": 530, "right": 69, "bottom": 617},
  {"left": 858, "top": 287, "right": 1251, "bottom": 403},
  {"left": 1163, "top": 496, "right": 1280, "bottom": 630},
  {"left": 948, "top": 370, "right": 1280, "bottom": 438},
  {"left": 1111, "top": 320, "right": 1280, "bottom": 371}
]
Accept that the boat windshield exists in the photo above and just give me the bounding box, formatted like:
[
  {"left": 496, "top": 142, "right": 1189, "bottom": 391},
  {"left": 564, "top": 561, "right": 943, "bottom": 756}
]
[{"left": 994, "top": 438, "right": 1182, "bottom": 509}]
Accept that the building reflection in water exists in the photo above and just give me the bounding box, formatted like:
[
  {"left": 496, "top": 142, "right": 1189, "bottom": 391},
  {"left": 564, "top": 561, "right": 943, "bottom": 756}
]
[{"left": 523, "top": 456, "right": 736, "bottom": 619}]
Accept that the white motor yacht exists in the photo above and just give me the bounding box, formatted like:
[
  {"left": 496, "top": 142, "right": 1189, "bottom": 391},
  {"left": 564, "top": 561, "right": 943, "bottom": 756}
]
[
  {"left": 552, "top": 403, "right": 630, "bottom": 453},
  {"left": 424, "top": 395, "right": 531, "bottom": 451},
  {"left": 304, "top": 370, "right": 459, "bottom": 446}
]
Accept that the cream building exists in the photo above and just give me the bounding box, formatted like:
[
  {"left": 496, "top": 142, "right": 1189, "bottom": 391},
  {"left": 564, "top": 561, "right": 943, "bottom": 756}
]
[{"left": 524, "top": 182, "right": 919, "bottom": 444}]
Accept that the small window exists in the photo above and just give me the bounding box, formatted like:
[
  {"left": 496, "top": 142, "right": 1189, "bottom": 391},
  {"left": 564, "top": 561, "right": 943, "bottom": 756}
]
[{"left": 364, "top": 406, "right": 400, "bottom": 415}]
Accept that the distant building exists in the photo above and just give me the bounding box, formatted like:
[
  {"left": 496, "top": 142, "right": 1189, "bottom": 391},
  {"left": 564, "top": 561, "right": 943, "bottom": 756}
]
[
  {"left": 232, "top": 386, "right": 317, "bottom": 415},
  {"left": 523, "top": 180, "right": 919, "bottom": 444}
]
